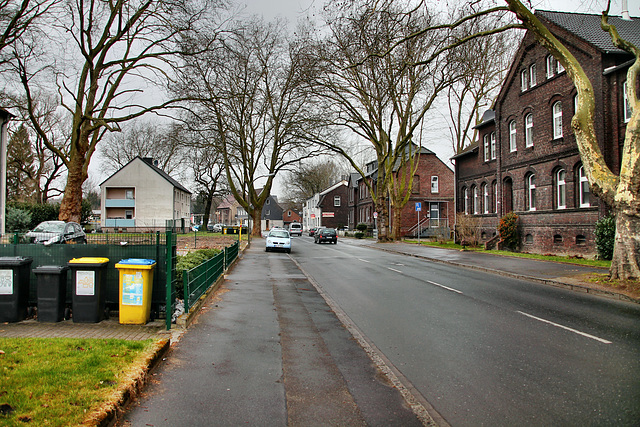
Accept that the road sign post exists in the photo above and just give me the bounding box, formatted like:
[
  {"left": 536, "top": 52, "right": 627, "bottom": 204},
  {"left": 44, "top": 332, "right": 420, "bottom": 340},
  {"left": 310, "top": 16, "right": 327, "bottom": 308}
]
[{"left": 415, "top": 202, "right": 422, "bottom": 244}]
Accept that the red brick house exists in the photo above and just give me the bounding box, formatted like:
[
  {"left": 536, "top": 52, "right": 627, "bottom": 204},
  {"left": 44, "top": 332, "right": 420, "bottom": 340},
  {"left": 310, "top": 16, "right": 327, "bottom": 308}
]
[
  {"left": 349, "top": 146, "right": 455, "bottom": 237},
  {"left": 453, "top": 10, "right": 638, "bottom": 257}
]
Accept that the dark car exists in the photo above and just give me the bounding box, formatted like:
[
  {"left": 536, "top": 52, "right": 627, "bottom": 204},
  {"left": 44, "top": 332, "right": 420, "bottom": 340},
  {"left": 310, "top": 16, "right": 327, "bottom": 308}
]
[
  {"left": 309, "top": 227, "right": 318, "bottom": 236},
  {"left": 24, "top": 221, "right": 87, "bottom": 245},
  {"left": 314, "top": 227, "right": 337, "bottom": 244}
]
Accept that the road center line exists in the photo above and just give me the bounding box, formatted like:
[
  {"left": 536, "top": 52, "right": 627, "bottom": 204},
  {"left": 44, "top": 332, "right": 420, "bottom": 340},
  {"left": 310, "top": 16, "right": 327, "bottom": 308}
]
[
  {"left": 425, "top": 280, "right": 463, "bottom": 294},
  {"left": 387, "top": 267, "right": 402, "bottom": 273},
  {"left": 517, "top": 311, "right": 612, "bottom": 344},
  {"left": 357, "top": 258, "right": 370, "bottom": 263}
]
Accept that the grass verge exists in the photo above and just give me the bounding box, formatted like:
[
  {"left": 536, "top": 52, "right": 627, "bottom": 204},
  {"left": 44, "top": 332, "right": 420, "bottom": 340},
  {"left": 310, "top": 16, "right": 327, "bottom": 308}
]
[{"left": 0, "top": 337, "right": 158, "bottom": 426}]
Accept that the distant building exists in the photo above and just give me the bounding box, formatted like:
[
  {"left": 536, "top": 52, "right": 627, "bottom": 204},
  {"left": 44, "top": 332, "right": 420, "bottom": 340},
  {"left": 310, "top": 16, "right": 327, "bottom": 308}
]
[
  {"left": 261, "top": 195, "right": 284, "bottom": 231},
  {"left": 303, "top": 180, "right": 349, "bottom": 230},
  {"left": 100, "top": 157, "right": 191, "bottom": 231}
]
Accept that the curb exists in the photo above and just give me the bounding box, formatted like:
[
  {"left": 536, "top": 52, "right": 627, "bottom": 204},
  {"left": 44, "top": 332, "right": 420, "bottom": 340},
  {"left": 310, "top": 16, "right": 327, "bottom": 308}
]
[
  {"left": 368, "top": 244, "right": 640, "bottom": 305},
  {"left": 87, "top": 337, "right": 171, "bottom": 427}
]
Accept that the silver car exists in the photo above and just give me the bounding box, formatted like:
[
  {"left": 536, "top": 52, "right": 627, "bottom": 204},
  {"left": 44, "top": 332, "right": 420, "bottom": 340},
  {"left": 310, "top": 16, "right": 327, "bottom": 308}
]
[{"left": 24, "top": 221, "right": 87, "bottom": 245}]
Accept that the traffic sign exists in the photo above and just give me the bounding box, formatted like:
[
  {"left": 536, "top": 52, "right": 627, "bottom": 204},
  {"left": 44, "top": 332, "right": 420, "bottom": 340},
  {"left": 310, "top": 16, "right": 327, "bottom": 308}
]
[{"left": 415, "top": 202, "right": 422, "bottom": 211}]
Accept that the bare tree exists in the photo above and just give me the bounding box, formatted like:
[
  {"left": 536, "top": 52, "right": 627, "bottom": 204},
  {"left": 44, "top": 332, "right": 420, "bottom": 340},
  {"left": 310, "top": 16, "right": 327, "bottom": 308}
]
[
  {"left": 99, "top": 120, "right": 187, "bottom": 176},
  {"left": 282, "top": 160, "right": 345, "bottom": 208},
  {"left": 9, "top": 0, "right": 222, "bottom": 223},
  {"left": 314, "top": 0, "right": 461, "bottom": 241},
  {"left": 178, "top": 17, "right": 327, "bottom": 236}
]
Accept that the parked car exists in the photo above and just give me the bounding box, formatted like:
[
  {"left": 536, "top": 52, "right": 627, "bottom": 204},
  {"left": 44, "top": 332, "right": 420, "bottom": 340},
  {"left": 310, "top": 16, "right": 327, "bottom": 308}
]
[
  {"left": 207, "top": 223, "right": 223, "bottom": 232},
  {"left": 309, "top": 227, "right": 320, "bottom": 236},
  {"left": 314, "top": 227, "right": 337, "bottom": 244},
  {"left": 24, "top": 221, "right": 87, "bottom": 245},
  {"left": 289, "top": 222, "right": 302, "bottom": 236},
  {"left": 265, "top": 229, "right": 291, "bottom": 253}
]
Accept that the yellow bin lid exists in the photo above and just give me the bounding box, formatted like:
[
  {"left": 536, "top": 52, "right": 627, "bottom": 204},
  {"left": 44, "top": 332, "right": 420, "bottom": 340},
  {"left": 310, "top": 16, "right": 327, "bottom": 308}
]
[{"left": 69, "top": 257, "right": 110, "bottom": 264}]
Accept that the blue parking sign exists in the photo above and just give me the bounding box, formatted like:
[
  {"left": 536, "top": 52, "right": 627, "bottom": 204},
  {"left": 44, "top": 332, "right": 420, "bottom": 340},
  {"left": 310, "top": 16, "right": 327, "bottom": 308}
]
[{"left": 415, "top": 202, "right": 422, "bottom": 211}]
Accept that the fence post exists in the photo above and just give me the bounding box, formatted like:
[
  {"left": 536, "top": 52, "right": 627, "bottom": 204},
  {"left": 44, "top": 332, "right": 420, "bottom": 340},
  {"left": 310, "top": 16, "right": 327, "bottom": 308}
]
[
  {"left": 223, "top": 246, "right": 227, "bottom": 270},
  {"left": 183, "top": 272, "right": 190, "bottom": 314},
  {"left": 165, "top": 230, "right": 173, "bottom": 331}
]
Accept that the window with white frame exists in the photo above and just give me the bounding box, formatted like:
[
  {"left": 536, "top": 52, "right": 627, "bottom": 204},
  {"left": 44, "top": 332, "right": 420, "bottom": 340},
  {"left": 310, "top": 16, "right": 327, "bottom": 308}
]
[
  {"left": 509, "top": 120, "right": 517, "bottom": 152},
  {"left": 490, "top": 132, "right": 496, "bottom": 160},
  {"left": 334, "top": 195, "right": 341, "bottom": 207},
  {"left": 546, "top": 55, "right": 555, "bottom": 79},
  {"left": 579, "top": 166, "right": 590, "bottom": 207},
  {"left": 483, "top": 134, "right": 490, "bottom": 161},
  {"left": 527, "top": 174, "right": 536, "bottom": 211},
  {"left": 483, "top": 183, "right": 490, "bottom": 214},
  {"left": 431, "top": 176, "right": 439, "bottom": 193},
  {"left": 529, "top": 63, "right": 537, "bottom": 87},
  {"left": 557, "top": 61, "right": 565, "bottom": 73},
  {"left": 525, "top": 113, "right": 534, "bottom": 147},
  {"left": 463, "top": 187, "right": 469, "bottom": 214},
  {"left": 624, "top": 81, "right": 632, "bottom": 123},
  {"left": 493, "top": 181, "right": 498, "bottom": 213},
  {"left": 521, "top": 69, "right": 528, "bottom": 91},
  {"left": 556, "top": 169, "right": 566, "bottom": 209},
  {"left": 553, "top": 101, "right": 563, "bottom": 139},
  {"left": 125, "top": 190, "right": 134, "bottom": 199},
  {"left": 472, "top": 185, "right": 480, "bottom": 214}
]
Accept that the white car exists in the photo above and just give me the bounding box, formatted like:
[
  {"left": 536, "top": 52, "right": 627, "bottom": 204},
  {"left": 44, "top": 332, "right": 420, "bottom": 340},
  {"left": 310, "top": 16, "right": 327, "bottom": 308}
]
[
  {"left": 289, "top": 222, "right": 302, "bottom": 236},
  {"left": 265, "top": 229, "right": 291, "bottom": 253}
]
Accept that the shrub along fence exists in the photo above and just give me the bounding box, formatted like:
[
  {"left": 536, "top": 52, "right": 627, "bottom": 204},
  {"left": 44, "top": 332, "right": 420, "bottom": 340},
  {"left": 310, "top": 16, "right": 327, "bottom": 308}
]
[{"left": 0, "top": 231, "right": 240, "bottom": 330}]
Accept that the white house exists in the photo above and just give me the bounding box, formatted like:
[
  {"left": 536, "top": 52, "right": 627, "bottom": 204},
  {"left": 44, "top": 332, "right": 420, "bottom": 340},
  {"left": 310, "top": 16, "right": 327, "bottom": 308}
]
[{"left": 100, "top": 157, "right": 192, "bottom": 231}]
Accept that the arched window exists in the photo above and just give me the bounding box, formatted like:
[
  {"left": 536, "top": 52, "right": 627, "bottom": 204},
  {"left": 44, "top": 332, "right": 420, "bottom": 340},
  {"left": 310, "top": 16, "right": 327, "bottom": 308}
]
[
  {"left": 463, "top": 187, "right": 469, "bottom": 214},
  {"left": 492, "top": 181, "right": 498, "bottom": 213},
  {"left": 546, "top": 55, "right": 555, "bottom": 78},
  {"left": 472, "top": 185, "right": 480, "bottom": 214},
  {"left": 527, "top": 174, "right": 536, "bottom": 211},
  {"left": 503, "top": 177, "right": 513, "bottom": 213},
  {"left": 556, "top": 169, "right": 566, "bottom": 209},
  {"left": 529, "top": 63, "right": 537, "bottom": 87},
  {"left": 553, "top": 102, "right": 563, "bottom": 139},
  {"left": 482, "top": 183, "right": 490, "bottom": 214},
  {"left": 579, "top": 166, "right": 590, "bottom": 207},
  {"left": 521, "top": 69, "right": 528, "bottom": 91},
  {"left": 525, "top": 113, "right": 534, "bottom": 147},
  {"left": 509, "top": 120, "right": 517, "bottom": 152}
]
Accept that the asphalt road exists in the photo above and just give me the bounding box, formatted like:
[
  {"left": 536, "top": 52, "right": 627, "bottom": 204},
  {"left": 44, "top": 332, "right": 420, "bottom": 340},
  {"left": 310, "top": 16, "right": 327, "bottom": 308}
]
[{"left": 292, "top": 235, "right": 640, "bottom": 426}]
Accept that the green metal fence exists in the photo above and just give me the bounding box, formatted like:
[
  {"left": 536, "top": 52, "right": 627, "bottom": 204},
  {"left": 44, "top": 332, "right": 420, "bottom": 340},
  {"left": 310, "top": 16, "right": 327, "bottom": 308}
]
[{"left": 182, "top": 241, "right": 240, "bottom": 315}]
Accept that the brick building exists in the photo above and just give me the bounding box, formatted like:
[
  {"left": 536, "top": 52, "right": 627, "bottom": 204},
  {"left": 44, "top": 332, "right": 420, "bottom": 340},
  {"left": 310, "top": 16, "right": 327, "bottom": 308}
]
[
  {"left": 303, "top": 180, "right": 349, "bottom": 230},
  {"left": 453, "top": 10, "right": 638, "bottom": 257},
  {"left": 348, "top": 145, "right": 455, "bottom": 237}
]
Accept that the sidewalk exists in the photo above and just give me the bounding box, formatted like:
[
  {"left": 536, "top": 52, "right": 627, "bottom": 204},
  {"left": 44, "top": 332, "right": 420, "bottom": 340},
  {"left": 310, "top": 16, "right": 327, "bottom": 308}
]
[{"left": 119, "top": 243, "right": 427, "bottom": 426}]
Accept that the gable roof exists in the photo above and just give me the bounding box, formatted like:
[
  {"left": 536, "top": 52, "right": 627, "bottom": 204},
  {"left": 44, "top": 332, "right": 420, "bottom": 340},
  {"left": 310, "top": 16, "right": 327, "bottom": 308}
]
[
  {"left": 100, "top": 156, "right": 191, "bottom": 193},
  {"left": 536, "top": 10, "right": 640, "bottom": 55}
]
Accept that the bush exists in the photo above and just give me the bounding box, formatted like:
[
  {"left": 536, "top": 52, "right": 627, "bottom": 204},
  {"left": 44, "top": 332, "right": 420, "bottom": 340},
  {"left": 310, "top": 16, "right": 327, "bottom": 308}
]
[
  {"left": 356, "top": 223, "right": 368, "bottom": 232},
  {"left": 354, "top": 232, "right": 365, "bottom": 239},
  {"left": 6, "top": 207, "right": 32, "bottom": 233},
  {"left": 498, "top": 212, "right": 520, "bottom": 250},
  {"left": 8, "top": 201, "right": 58, "bottom": 229},
  {"left": 595, "top": 215, "right": 616, "bottom": 260},
  {"left": 456, "top": 215, "right": 481, "bottom": 246}
]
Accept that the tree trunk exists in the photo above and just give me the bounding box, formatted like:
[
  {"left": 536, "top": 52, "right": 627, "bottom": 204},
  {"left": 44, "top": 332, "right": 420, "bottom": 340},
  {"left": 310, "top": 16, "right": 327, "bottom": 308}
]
[
  {"left": 251, "top": 209, "right": 261, "bottom": 237},
  {"left": 58, "top": 158, "right": 86, "bottom": 223},
  {"left": 610, "top": 210, "right": 640, "bottom": 280},
  {"left": 375, "top": 197, "right": 392, "bottom": 242},
  {"left": 391, "top": 204, "right": 403, "bottom": 240}
]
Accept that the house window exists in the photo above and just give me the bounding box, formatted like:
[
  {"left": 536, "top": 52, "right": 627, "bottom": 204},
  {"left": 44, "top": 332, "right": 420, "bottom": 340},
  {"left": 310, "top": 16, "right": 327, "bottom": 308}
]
[
  {"left": 529, "top": 63, "right": 537, "bottom": 87},
  {"left": 624, "top": 81, "right": 632, "bottom": 123},
  {"left": 288, "top": 210, "right": 292, "bottom": 216},
  {"left": 483, "top": 134, "right": 490, "bottom": 161},
  {"left": 472, "top": 185, "right": 480, "bottom": 214},
  {"left": 546, "top": 55, "right": 555, "bottom": 79},
  {"left": 125, "top": 190, "right": 134, "bottom": 199},
  {"left": 463, "top": 187, "right": 469, "bottom": 214},
  {"left": 266, "top": 210, "right": 270, "bottom": 216},
  {"left": 431, "top": 176, "right": 439, "bottom": 193},
  {"left": 527, "top": 174, "right": 536, "bottom": 211},
  {"left": 334, "top": 195, "right": 341, "bottom": 207},
  {"left": 521, "top": 69, "right": 528, "bottom": 91},
  {"left": 556, "top": 169, "right": 566, "bottom": 209},
  {"left": 553, "top": 101, "right": 563, "bottom": 139},
  {"left": 525, "top": 113, "right": 534, "bottom": 147},
  {"left": 509, "top": 120, "right": 517, "bottom": 152},
  {"left": 556, "top": 60, "right": 564, "bottom": 74},
  {"left": 482, "top": 183, "right": 490, "bottom": 214},
  {"left": 125, "top": 210, "right": 133, "bottom": 219},
  {"left": 493, "top": 181, "right": 498, "bottom": 213},
  {"left": 579, "top": 166, "right": 590, "bottom": 207},
  {"left": 490, "top": 132, "right": 496, "bottom": 160}
]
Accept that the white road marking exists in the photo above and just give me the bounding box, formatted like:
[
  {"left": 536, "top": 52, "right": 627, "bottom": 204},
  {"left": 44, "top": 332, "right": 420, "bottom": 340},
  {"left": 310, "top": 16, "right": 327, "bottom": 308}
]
[
  {"left": 425, "top": 280, "right": 463, "bottom": 294},
  {"left": 358, "top": 258, "right": 370, "bottom": 263},
  {"left": 387, "top": 267, "right": 402, "bottom": 273},
  {"left": 517, "top": 311, "right": 612, "bottom": 344}
]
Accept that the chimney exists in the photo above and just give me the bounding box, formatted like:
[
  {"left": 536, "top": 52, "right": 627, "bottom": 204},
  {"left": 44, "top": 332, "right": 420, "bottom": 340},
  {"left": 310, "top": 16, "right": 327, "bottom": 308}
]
[{"left": 622, "top": 0, "right": 631, "bottom": 20}]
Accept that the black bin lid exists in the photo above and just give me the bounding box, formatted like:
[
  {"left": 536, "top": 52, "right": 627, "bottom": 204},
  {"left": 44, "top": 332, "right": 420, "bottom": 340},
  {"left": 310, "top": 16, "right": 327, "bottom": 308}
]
[{"left": 34, "top": 265, "right": 69, "bottom": 274}]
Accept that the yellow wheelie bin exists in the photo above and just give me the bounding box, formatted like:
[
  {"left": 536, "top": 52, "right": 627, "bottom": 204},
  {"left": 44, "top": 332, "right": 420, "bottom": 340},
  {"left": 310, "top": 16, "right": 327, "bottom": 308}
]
[{"left": 115, "top": 259, "right": 156, "bottom": 324}]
